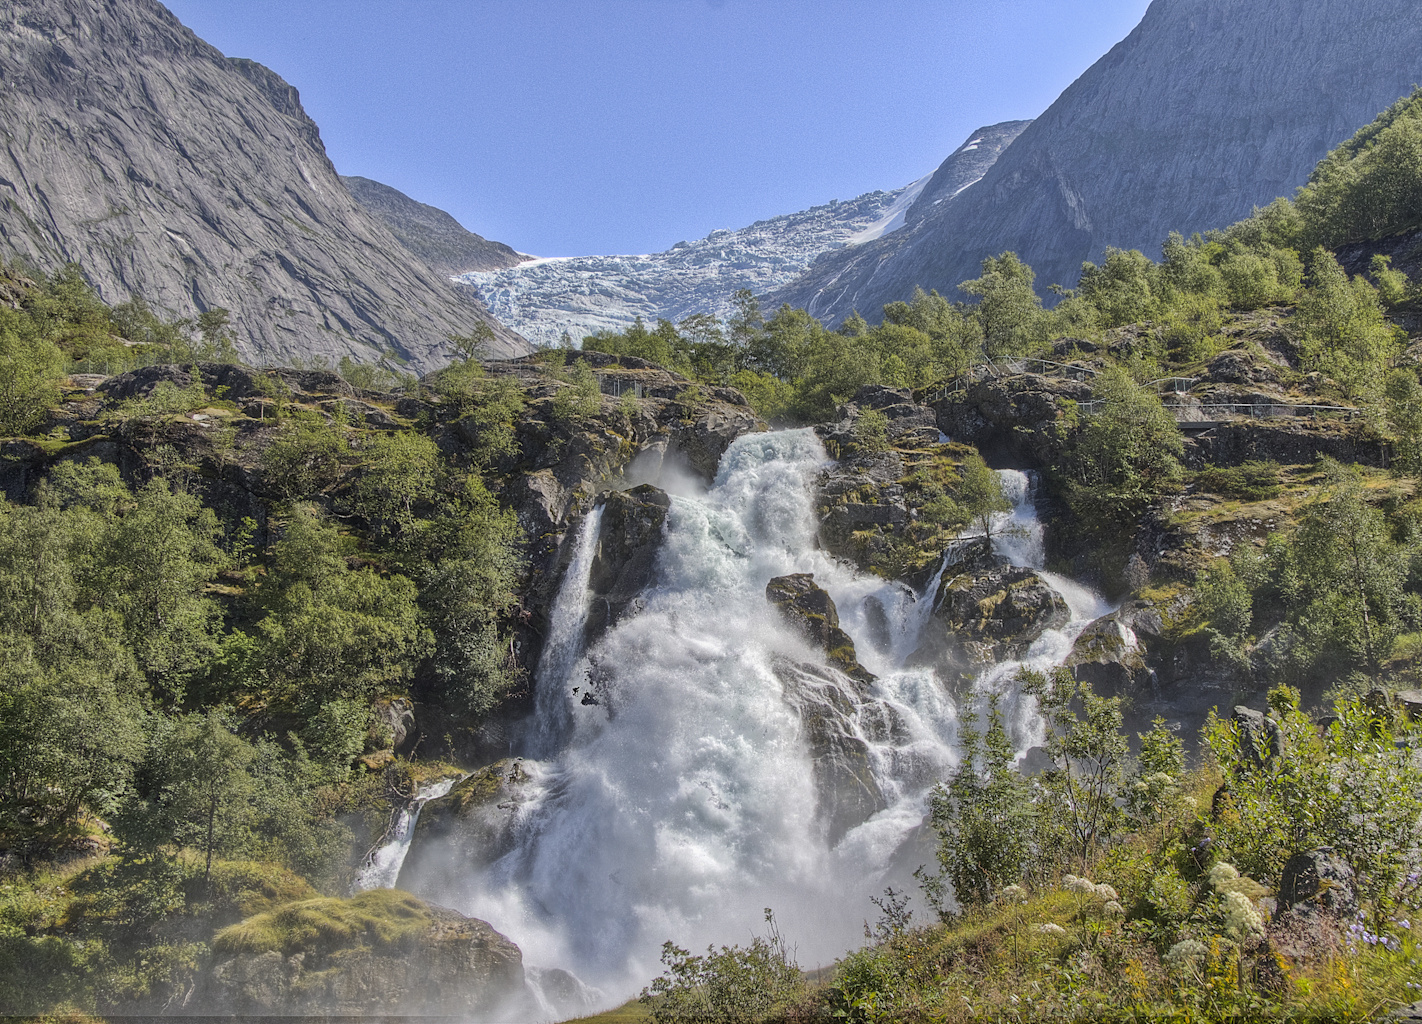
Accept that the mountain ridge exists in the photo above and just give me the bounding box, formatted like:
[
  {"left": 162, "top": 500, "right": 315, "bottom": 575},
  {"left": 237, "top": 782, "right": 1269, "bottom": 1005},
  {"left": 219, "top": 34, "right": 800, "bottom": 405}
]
[
  {"left": 0, "top": 0, "right": 528, "bottom": 369},
  {"left": 769, "top": 0, "right": 1422, "bottom": 325}
]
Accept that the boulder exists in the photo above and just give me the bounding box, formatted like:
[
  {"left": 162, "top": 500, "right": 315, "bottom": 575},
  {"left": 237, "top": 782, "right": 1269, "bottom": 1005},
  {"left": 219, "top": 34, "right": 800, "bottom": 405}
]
[
  {"left": 399, "top": 759, "right": 537, "bottom": 889},
  {"left": 584, "top": 485, "right": 671, "bottom": 645},
  {"left": 1234, "top": 705, "right": 1283, "bottom": 766},
  {"left": 773, "top": 657, "right": 888, "bottom": 846},
  {"left": 1277, "top": 847, "right": 1358, "bottom": 917},
  {"left": 196, "top": 889, "right": 525, "bottom": 1018},
  {"left": 766, "top": 573, "right": 874, "bottom": 683},
  {"left": 1067, "top": 604, "right": 1156, "bottom": 698},
  {"left": 930, "top": 373, "right": 1090, "bottom": 468},
  {"left": 1396, "top": 689, "right": 1422, "bottom": 720},
  {"left": 912, "top": 564, "right": 1069, "bottom": 686}
]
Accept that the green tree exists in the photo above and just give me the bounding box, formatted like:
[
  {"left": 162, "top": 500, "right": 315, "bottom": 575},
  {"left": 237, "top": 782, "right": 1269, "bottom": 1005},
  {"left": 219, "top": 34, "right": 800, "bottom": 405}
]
[
  {"left": 960, "top": 252, "right": 1046, "bottom": 359},
  {"left": 1060, "top": 365, "right": 1183, "bottom": 529},
  {"left": 957, "top": 452, "right": 1011, "bottom": 539},
  {"left": 1294, "top": 248, "right": 1401, "bottom": 403},
  {"left": 922, "top": 697, "right": 1032, "bottom": 914},
  {"left": 1022, "top": 669, "right": 1128, "bottom": 869}
]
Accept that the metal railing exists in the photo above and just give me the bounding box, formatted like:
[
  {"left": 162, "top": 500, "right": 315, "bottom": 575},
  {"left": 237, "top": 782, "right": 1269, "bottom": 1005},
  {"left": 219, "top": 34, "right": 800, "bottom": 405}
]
[{"left": 599, "top": 377, "right": 644, "bottom": 399}]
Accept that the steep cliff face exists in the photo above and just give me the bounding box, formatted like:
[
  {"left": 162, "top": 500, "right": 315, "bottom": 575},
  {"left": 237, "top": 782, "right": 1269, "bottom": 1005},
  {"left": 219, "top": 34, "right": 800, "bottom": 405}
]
[
  {"left": 0, "top": 0, "right": 528, "bottom": 369},
  {"left": 342, "top": 175, "right": 524, "bottom": 276},
  {"left": 772, "top": 0, "right": 1422, "bottom": 324}
]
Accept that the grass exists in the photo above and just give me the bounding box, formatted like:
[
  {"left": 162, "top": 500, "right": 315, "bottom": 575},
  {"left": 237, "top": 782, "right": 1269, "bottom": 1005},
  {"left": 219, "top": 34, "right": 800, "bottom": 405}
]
[{"left": 211, "top": 887, "right": 431, "bottom": 957}]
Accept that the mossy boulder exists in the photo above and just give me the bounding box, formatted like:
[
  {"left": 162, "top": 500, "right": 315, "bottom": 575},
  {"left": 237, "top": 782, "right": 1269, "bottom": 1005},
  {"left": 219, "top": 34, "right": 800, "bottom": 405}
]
[
  {"left": 912, "top": 564, "right": 1069, "bottom": 686},
  {"left": 397, "top": 758, "right": 536, "bottom": 893},
  {"left": 199, "top": 888, "right": 525, "bottom": 1017},
  {"left": 766, "top": 573, "right": 874, "bottom": 683},
  {"left": 1066, "top": 603, "right": 1157, "bottom": 698}
]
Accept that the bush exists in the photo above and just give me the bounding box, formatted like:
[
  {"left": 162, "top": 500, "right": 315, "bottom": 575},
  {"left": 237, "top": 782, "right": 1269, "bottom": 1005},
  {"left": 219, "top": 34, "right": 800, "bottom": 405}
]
[
  {"left": 1194, "top": 460, "right": 1283, "bottom": 501},
  {"left": 640, "top": 910, "right": 802, "bottom": 1024}
]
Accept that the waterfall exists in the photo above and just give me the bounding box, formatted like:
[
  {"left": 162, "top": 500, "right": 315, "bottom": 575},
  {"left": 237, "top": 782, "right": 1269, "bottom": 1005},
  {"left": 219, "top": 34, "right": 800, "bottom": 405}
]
[
  {"left": 352, "top": 776, "right": 459, "bottom": 892},
  {"left": 403, "top": 438, "right": 1108, "bottom": 1009}
]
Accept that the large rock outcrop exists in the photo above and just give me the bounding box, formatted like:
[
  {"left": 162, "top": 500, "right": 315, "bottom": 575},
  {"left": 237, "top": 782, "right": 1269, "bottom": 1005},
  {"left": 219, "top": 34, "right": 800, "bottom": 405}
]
[
  {"left": 398, "top": 759, "right": 538, "bottom": 891},
  {"left": 195, "top": 889, "right": 526, "bottom": 1019},
  {"left": 765, "top": 573, "right": 889, "bottom": 844},
  {"left": 912, "top": 563, "right": 1069, "bottom": 687},
  {"left": 0, "top": 0, "right": 527, "bottom": 369},
  {"left": 771, "top": 0, "right": 1422, "bottom": 325},
  {"left": 584, "top": 484, "right": 671, "bottom": 645}
]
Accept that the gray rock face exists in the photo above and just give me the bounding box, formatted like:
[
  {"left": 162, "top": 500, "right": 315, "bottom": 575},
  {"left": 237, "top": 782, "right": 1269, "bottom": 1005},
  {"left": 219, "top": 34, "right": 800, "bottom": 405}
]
[
  {"left": 0, "top": 0, "right": 528, "bottom": 370},
  {"left": 766, "top": 572, "right": 874, "bottom": 683},
  {"left": 584, "top": 484, "right": 671, "bottom": 645},
  {"left": 343, "top": 175, "right": 524, "bottom": 276},
  {"left": 771, "top": 0, "right": 1422, "bottom": 325},
  {"left": 1277, "top": 847, "right": 1358, "bottom": 917}
]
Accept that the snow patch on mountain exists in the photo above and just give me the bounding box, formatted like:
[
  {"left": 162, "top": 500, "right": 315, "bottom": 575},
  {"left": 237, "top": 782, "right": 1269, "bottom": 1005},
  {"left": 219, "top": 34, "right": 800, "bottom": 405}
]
[{"left": 457, "top": 184, "right": 921, "bottom": 348}]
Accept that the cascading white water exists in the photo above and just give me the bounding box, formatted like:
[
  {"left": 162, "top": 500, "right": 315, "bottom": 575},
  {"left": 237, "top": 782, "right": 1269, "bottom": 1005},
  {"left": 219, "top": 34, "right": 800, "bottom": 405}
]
[
  {"left": 353, "top": 776, "right": 459, "bottom": 892},
  {"left": 409, "top": 439, "right": 1108, "bottom": 1011}
]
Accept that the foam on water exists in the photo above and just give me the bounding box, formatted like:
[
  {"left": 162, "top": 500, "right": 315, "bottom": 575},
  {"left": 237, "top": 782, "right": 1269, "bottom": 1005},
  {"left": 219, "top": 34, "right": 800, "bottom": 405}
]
[{"left": 408, "top": 440, "right": 1107, "bottom": 1010}]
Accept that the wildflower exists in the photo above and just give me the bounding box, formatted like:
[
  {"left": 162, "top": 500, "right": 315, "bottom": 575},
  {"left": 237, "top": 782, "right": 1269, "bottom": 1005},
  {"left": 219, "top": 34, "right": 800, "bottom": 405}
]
[
  {"left": 1094, "top": 883, "right": 1119, "bottom": 902},
  {"left": 1038, "top": 923, "right": 1067, "bottom": 937},
  {"left": 1207, "top": 862, "right": 1240, "bottom": 890},
  {"left": 1103, "top": 900, "right": 1125, "bottom": 917},
  {"left": 998, "top": 884, "right": 1027, "bottom": 903},
  {"left": 1223, "top": 890, "right": 1264, "bottom": 940},
  {"left": 1065, "top": 875, "right": 1096, "bottom": 896},
  {"left": 1165, "top": 939, "right": 1209, "bottom": 969}
]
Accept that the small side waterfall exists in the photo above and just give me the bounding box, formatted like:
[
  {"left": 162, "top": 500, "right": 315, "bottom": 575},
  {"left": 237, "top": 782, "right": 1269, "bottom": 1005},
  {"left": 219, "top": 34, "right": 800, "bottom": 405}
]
[
  {"left": 353, "top": 776, "right": 459, "bottom": 892},
  {"left": 399, "top": 440, "right": 1111, "bottom": 1009}
]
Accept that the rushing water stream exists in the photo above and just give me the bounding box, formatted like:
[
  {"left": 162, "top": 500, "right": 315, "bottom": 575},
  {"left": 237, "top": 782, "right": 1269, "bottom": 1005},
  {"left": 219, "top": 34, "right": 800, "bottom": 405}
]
[{"left": 368, "top": 430, "right": 1110, "bottom": 1011}]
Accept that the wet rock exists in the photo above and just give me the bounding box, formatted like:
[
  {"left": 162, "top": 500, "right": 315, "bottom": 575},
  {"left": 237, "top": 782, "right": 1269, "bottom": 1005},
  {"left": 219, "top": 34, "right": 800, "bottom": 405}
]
[
  {"left": 197, "top": 889, "right": 525, "bottom": 1018},
  {"left": 672, "top": 398, "right": 764, "bottom": 482},
  {"left": 1277, "top": 847, "right": 1358, "bottom": 917},
  {"left": 584, "top": 485, "right": 671, "bottom": 645},
  {"left": 766, "top": 573, "right": 874, "bottom": 683},
  {"left": 1234, "top": 705, "right": 1284, "bottom": 766},
  {"left": 774, "top": 658, "right": 888, "bottom": 846},
  {"left": 399, "top": 759, "right": 537, "bottom": 888},
  {"left": 912, "top": 564, "right": 1069, "bottom": 686},
  {"left": 1067, "top": 604, "right": 1156, "bottom": 698}
]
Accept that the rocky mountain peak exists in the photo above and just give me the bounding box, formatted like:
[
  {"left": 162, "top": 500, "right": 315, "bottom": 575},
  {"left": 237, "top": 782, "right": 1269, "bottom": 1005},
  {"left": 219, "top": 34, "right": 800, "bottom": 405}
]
[{"left": 0, "top": 0, "right": 527, "bottom": 370}]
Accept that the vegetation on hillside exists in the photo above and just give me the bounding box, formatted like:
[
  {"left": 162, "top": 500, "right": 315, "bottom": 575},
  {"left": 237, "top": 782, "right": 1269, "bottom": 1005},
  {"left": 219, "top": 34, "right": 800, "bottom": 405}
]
[{"left": 2, "top": 83, "right": 1422, "bottom": 1024}]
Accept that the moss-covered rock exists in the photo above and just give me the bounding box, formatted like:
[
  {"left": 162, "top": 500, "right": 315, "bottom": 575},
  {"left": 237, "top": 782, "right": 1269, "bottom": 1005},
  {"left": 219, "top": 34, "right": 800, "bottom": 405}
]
[
  {"left": 912, "top": 564, "right": 1069, "bottom": 687},
  {"left": 766, "top": 573, "right": 873, "bottom": 683},
  {"left": 198, "top": 888, "right": 525, "bottom": 1017},
  {"left": 397, "top": 758, "right": 536, "bottom": 893}
]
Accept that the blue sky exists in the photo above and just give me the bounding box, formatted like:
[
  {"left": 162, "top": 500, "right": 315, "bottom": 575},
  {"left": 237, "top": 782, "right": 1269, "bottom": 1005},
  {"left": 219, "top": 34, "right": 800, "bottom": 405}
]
[{"left": 165, "top": 0, "right": 1153, "bottom": 257}]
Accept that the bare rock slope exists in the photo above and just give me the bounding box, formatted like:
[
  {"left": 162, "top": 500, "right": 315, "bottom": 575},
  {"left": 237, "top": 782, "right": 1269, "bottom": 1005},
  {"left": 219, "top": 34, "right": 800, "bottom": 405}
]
[
  {"left": 0, "top": 0, "right": 528, "bottom": 369},
  {"left": 772, "top": 0, "right": 1422, "bottom": 324},
  {"left": 342, "top": 174, "right": 524, "bottom": 276}
]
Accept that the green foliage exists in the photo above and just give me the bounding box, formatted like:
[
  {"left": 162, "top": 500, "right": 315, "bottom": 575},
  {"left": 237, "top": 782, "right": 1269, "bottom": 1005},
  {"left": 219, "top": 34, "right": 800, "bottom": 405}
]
[
  {"left": 641, "top": 909, "right": 803, "bottom": 1024},
  {"left": 1294, "top": 248, "right": 1401, "bottom": 403},
  {"left": 956, "top": 451, "right": 1011, "bottom": 538},
  {"left": 1059, "top": 366, "right": 1183, "bottom": 530},
  {"left": 1194, "top": 459, "right": 1282, "bottom": 501},
  {"left": 550, "top": 359, "right": 603, "bottom": 420},
  {"left": 344, "top": 430, "right": 438, "bottom": 538},
  {"left": 0, "top": 305, "right": 64, "bottom": 435},
  {"left": 959, "top": 251, "right": 1047, "bottom": 359},
  {"left": 1024, "top": 669, "right": 1129, "bottom": 869},
  {"left": 922, "top": 697, "right": 1032, "bottom": 914},
  {"left": 1206, "top": 685, "right": 1422, "bottom": 914},
  {"left": 250, "top": 504, "right": 431, "bottom": 711},
  {"left": 1296, "top": 87, "right": 1422, "bottom": 246},
  {"left": 1385, "top": 368, "right": 1422, "bottom": 478}
]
